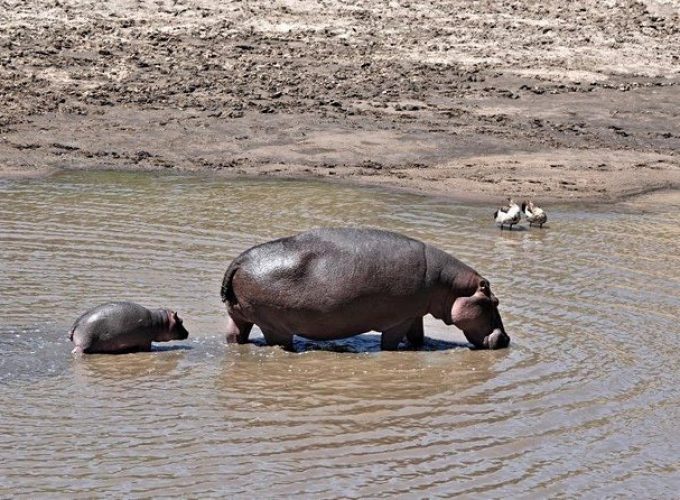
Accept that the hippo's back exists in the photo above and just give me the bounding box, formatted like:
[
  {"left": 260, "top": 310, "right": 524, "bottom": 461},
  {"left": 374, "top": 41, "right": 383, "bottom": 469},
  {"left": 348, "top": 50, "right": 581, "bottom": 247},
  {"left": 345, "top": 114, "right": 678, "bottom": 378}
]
[
  {"left": 222, "top": 228, "right": 429, "bottom": 316},
  {"left": 71, "top": 302, "right": 152, "bottom": 340}
]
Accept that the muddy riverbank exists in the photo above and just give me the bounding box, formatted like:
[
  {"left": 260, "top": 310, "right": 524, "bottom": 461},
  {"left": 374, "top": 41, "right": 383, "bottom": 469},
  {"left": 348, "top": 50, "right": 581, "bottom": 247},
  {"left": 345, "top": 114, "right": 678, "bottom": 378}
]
[{"left": 1, "top": 0, "right": 679, "bottom": 202}]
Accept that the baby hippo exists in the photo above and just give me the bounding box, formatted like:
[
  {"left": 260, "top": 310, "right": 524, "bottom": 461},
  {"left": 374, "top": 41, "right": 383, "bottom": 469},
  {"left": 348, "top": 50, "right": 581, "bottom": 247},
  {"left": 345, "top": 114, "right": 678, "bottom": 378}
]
[{"left": 69, "top": 301, "right": 189, "bottom": 354}]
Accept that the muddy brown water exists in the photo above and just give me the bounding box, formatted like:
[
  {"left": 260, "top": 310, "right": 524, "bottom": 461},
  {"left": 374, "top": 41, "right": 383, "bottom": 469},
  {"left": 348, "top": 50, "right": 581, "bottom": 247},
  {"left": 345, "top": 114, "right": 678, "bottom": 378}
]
[{"left": 1, "top": 171, "right": 678, "bottom": 497}]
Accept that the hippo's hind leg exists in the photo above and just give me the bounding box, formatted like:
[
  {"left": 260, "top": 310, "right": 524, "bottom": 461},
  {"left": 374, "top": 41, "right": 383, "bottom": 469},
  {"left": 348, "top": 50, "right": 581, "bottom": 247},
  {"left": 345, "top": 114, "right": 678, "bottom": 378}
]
[
  {"left": 226, "top": 313, "right": 253, "bottom": 344},
  {"left": 261, "top": 327, "right": 295, "bottom": 352},
  {"left": 381, "top": 317, "right": 424, "bottom": 351},
  {"left": 70, "top": 330, "right": 92, "bottom": 355}
]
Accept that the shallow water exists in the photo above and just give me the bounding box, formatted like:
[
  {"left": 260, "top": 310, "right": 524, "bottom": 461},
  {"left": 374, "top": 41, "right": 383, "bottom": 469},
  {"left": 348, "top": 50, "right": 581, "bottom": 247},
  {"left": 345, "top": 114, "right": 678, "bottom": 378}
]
[{"left": 1, "top": 171, "right": 678, "bottom": 497}]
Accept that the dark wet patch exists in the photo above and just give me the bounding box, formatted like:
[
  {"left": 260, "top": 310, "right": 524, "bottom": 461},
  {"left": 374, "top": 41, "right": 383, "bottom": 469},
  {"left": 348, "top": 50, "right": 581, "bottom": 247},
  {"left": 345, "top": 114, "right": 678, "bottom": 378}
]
[{"left": 246, "top": 333, "right": 470, "bottom": 353}]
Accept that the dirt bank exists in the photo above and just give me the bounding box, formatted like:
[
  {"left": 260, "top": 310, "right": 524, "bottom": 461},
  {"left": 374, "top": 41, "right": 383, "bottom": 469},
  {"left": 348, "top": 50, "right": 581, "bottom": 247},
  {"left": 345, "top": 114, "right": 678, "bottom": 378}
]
[{"left": 1, "top": 0, "right": 679, "bottom": 202}]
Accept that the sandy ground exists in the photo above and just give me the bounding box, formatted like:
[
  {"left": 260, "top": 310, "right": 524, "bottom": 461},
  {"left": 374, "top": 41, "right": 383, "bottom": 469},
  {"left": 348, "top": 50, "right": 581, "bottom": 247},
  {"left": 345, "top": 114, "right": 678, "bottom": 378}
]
[{"left": 1, "top": 0, "right": 679, "bottom": 203}]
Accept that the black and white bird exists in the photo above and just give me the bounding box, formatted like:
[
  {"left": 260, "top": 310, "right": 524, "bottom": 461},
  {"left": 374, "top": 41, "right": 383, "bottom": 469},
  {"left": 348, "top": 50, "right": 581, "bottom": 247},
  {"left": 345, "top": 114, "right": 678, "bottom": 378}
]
[
  {"left": 494, "top": 199, "right": 522, "bottom": 230},
  {"left": 522, "top": 200, "right": 547, "bottom": 228}
]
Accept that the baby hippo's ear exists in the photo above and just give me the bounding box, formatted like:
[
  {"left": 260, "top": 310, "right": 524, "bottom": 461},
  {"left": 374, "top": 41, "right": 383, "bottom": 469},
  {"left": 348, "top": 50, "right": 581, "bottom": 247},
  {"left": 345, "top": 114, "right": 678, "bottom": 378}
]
[
  {"left": 477, "top": 279, "right": 491, "bottom": 297},
  {"left": 172, "top": 311, "right": 183, "bottom": 324}
]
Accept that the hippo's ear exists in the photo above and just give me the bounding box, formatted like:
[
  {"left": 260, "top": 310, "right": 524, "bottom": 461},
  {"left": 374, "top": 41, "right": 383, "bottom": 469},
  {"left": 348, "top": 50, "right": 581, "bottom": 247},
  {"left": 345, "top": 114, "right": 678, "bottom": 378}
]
[
  {"left": 172, "top": 311, "right": 183, "bottom": 324},
  {"left": 478, "top": 279, "right": 491, "bottom": 297}
]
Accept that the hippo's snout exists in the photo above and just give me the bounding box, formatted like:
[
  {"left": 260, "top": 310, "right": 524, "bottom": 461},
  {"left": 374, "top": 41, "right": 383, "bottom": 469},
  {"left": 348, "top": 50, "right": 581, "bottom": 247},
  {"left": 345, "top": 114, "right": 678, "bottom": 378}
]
[
  {"left": 173, "top": 323, "right": 189, "bottom": 341},
  {"left": 484, "top": 329, "right": 510, "bottom": 349}
]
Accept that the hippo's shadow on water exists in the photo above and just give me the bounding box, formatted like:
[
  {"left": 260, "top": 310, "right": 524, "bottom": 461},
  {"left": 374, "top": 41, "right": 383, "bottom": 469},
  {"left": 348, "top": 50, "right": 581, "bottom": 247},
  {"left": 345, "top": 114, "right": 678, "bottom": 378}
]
[
  {"left": 149, "top": 343, "right": 193, "bottom": 353},
  {"left": 77, "top": 343, "right": 194, "bottom": 355},
  {"left": 248, "top": 334, "right": 470, "bottom": 353}
]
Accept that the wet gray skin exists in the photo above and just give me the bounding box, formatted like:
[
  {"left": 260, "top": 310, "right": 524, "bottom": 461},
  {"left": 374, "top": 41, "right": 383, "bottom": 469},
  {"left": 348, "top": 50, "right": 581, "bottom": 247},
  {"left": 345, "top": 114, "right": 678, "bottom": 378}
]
[
  {"left": 69, "top": 301, "right": 189, "bottom": 354},
  {"left": 221, "top": 228, "right": 509, "bottom": 351}
]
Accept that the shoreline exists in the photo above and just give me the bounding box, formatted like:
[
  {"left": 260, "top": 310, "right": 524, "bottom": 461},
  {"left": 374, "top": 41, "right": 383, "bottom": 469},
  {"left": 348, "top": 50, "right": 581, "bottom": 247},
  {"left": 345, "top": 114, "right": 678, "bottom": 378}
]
[{"left": 2, "top": 161, "right": 678, "bottom": 208}]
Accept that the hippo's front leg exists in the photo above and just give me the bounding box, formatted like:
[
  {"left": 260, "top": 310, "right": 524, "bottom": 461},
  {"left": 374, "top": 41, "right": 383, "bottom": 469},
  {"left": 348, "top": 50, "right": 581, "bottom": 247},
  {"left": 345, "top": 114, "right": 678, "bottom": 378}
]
[
  {"left": 381, "top": 317, "right": 424, "bottom": 351},
  {"left": 405, "top": 317, "right": 424, "bottom": 348},
  {"left": 226, "top": 313, "right": 253, "bottom": 344}
]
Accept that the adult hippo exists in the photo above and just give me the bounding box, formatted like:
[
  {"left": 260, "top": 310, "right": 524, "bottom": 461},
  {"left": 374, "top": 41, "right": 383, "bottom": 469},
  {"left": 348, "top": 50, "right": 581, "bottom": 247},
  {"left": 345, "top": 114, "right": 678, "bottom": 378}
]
[
  {"left": 69, "top": 302, "right": 189, "bottom": 354},
  {"left": 220, "top": 228, "right": 509, "bottom": 351}
]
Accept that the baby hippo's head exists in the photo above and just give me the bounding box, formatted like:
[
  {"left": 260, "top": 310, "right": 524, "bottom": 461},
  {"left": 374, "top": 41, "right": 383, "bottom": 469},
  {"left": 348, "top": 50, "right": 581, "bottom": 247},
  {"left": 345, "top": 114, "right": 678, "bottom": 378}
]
[{"left": 156, "top": 310, "right": 189, "bottom": 342}]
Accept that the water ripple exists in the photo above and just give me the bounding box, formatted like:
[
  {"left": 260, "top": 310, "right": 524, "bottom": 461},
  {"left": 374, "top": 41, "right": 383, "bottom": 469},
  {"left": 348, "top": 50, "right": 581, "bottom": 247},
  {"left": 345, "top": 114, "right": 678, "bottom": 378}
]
[{"left": 1, "top": 172, "right": 679, "bottom": 497}]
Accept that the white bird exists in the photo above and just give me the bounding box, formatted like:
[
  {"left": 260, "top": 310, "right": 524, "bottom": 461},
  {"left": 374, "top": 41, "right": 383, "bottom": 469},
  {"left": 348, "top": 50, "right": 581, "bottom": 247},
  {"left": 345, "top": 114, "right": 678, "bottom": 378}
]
[
  {"left": 522, "top": 200, "right": 547, "bottom": 228},
  {"left": 494, "top": 199, "right": 522, "bottom": 230}
]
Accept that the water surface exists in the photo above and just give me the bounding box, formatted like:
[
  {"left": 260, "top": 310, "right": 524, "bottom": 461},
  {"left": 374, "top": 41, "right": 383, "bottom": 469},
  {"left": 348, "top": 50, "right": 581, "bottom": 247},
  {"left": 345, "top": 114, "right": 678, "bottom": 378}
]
[{"left": 1, "top": 171, "right": 679, "bottom": 497}]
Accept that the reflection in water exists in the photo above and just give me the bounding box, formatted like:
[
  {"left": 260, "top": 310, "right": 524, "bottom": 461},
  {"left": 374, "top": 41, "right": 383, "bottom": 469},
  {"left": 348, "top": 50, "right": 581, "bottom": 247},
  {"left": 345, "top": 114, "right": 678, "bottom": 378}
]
[
  {"left": 0, "top": 172, "right": 679, "bottom": 497},
  {"left": 71, "top": 349, "right": 187, "bottom": 382}
]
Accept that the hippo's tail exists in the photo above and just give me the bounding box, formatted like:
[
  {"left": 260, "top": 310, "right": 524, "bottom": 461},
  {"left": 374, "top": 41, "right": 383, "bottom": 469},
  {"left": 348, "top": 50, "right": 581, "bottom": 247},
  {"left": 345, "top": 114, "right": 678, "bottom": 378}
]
[
  {"left": 220, "top": 262, "right": 240, "bottom": 305},
  {"left": 68, "top": 329, "right": 75, "bottom": 341}
]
